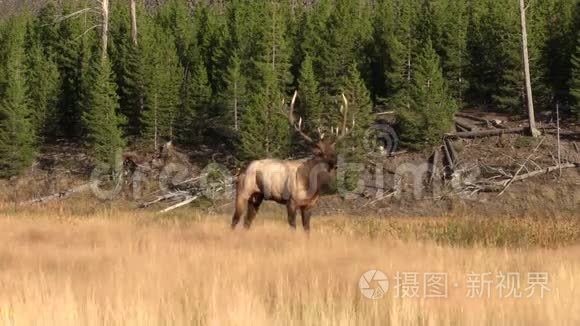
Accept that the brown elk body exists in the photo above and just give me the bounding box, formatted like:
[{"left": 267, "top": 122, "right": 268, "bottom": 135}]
[{"left": 231, "top": 92, "right": 353, "bottom": 231}]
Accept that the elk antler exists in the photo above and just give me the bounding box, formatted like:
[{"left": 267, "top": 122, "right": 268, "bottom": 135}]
[
  {"left": 335, "top": 93, "right": 355, "bottom": 143},
  {"left": 284, "top": 91, "right": 315, "bottom": 144}
]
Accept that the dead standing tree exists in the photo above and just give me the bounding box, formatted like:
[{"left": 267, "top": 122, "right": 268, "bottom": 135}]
[
  {"left": 54, "top": 1, "right": 112, "bottom": 59},
  {"left": 519, "top": 0, "right": 540, "bottom": 137},
  {"left": 130, "top": 0, "right": 138, "bottom": 46},
  {"left": 99, "top": 0, "right": 110, "bottom": 58}
]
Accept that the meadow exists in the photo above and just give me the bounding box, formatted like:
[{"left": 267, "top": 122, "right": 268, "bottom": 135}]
[{"left": 0, "top": 206, "right": 579, "bottom": 326}]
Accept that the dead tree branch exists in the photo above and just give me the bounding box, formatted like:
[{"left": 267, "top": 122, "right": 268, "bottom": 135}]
[
  {"left": 454, "top": 118, "right": 477, "bottom": 131},
  {"left": 456, "top": 112, "right": 489, "bottom": 124},
  {"left": 446, "top": 127, "right": 527, "bottom": 139},
  {"left": 480, "top": 163, "right": 578, "bottom": 192},
  {"left": 497, "top": 137, "right": 545, "bottom": 196},
  {"left": 159, "top": 196, "right": 199, "bottom": 214},
  {"left": 20, "top": 181, "right": 98, "bottom": 205}
]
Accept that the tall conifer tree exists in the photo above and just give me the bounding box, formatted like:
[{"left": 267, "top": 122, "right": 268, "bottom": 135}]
[
  {"left": 0, "top": 17, "right": 36, "bottom": 176},
  {"left": 397, "top": 41, "right": 457, "bottom": 147}
]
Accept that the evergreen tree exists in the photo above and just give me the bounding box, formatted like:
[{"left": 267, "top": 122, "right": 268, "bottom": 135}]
[
  {"left": 543, "top": 0, "right": 577, "bottom": 104},
  {"left": 195, "top": 4, "right": 228, "bottom": 95},
  {"left": 397, "top": 41, "right": 457, "bottom": 148},
  {"left": 34, "top": 2, "right": 60, "bottom": 55},
  {"left": 1, "top": 0, "right": 580, "bottom": 176},
  {"left": 109, "top": 0, "right": 143, "bottom": 136},
  {"left": 294, "top": 0, "right": 332, "bottom": 79},
  {"left": 338, "top": 63, "right": 374, "bottom": 157},
  {"left": 0, "top": 17, "right": 36, "bottom": 177},
  {"left": 295, "top": 55, "right": 324, "bottom": 151},
  {"left": 438, "top": 0, "right": 469, "bottom": 104},
  {"left": 24, "top": 22, "right": 60, "bottom": 135},
  {"left": 114, "top": 39, "right": 145, "bottom": 137},
  {"left": 157, "top": 0, "right": 196, "bottom": 65},
  {"left": 570, "top": 31, "right": 580, "bottom": 117},
  {"left": 297, "top": 55, "right": 324, "bottom": 129},
  {"left": 526, "top": 0, "right": 554, "bottom": 111},
  {"left": 83, "top": 57, "right": 125, "bottom": 166},
  {"left": 237, "top": 1, "right": 293, "bottom": 159},
  {"left": 388, "top": 0, "right": 420, "bottom": 110},
  {"left": 259, "top": 1, "right": 293, "bottom": 92},
  {"left": 140, "top": 17, "right": 183, "bottom": 148},
  {"left": 221, "top": 52, "right": 246, "bottom": 133},
  {"left": 176, "top": 60, "right": 211, "bottom": 145},
  {"left": 54, "top": 3, "right": 95, "bottom": 138},
  {"left": 335, "top": 62, "right": 374, "bottom": 192},
  {"left": 317, "top": 0, "right": 367, "bottom": 99},
  {"left": 240, "top": 64, "right": 290, "bottom": 159},
  {"left": 468, "top": 0, "right": 523, "bottom": 112}
]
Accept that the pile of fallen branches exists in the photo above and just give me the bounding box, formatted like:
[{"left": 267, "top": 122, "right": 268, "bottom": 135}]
[
  {"left": 475, "top": 163, "right": 579, "bottom": 193},
  {"left": 20, "top": 142, "right": 235, "bottom": 212},
  {"left": 439, "top": 113, "right": 580, "bottom": 196},
  {"left": 137, "top": 173, "right": 234, "bottom": 213}
]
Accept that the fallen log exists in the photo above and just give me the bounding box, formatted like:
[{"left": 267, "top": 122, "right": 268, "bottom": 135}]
[
  {"left": 361, "top": 192, "right": 396, "bottom": 208},
  {"left": 138, "top": 191, "right": 189, "bottom": 208},
  {"left": 479, "top": 163, "right": 579, "bottom": 192},
  {"left": 375, "top": 111, "right": 395, "bottom": 116},
  {"left": 456, "top": 112, "right": 490, "bottom": 124},
  {"left": 442, "top": 140, "right": 454, "bottom": 178},
  {"left": 500, "top": 163, "right": 578, "bottom": 184},
  {"left": 454, "top": 118, "right": 478, "bottom": 132},
  {"left": 455, "top": 123, "right": 470, "bottom": 132},
  {"left": 445, "top": 127, "right": 527, "bottom": 139},
  {"left": 388, "top": 150, "right": 408, "bottom": 157},
  {"left": 21, "top": 181, "right": 97, "bottom": 205},
  {"left": 159, "top": 196, "right": 199, "bottom": 213},
  {"left": 429, "top": 148, "right": 440, "bottom": 184},
  {"left": 544, "top": 130, "right": 580, "bottom": 136},
  {"left": 445, "top": 138, "right": 459, "bottom": 165}
]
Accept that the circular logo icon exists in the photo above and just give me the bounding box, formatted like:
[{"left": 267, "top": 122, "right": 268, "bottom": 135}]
[
  {"left": 362, "top": 123, "right": 398, "bottom": 156},
  {"left": 359, "top": 269, "right": 389, "bottom": 299},
  {"left": 89, "top": 162, "right": 124, "bottom": 201}
]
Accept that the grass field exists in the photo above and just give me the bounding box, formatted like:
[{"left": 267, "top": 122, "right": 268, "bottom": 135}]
[{"left": 0, "top": 207, "right": 579, "bottom": 325}]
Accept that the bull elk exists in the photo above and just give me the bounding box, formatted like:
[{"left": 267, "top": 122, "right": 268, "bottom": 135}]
[{"left": 231, "top": 91, "right": 354, "bottom": 231}]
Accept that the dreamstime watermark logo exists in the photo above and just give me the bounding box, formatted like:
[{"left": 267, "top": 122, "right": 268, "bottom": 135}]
[
  {"left": 199, "top": 162, "right": 235, "bottom": 200},
  {"left": 159, "top": 162, "right": 191, "bottom": 193},
  {"left": 85, "top": 125, "right": 483, "bottom": 203},
  {"left": 359, "top": 269, "right": 390, "bottom": 300},
  {"left": 89, "top": 149, "right": 125, "bottom": 201},
  {"left": 362, "top": 122, "right": 399, "bottom": 156}
]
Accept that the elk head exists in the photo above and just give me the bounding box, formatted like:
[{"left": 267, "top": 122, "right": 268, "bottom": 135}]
[{"left": 284, "top": 91, "right": 355, "bottom": 170}]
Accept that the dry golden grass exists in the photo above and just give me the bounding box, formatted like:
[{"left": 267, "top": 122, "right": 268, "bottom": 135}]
[{"left": 0, "top": 208, "right": 579, "bottom": 326}]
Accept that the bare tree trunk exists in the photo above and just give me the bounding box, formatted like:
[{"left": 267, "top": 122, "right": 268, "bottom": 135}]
[
  {"left": 154, "top": 93, "right": 158, "bottom": 151},
  {"left": 556, "top": 103, "right": 561, "bottom": 178},
  {"left": 101, "top": 0, "right": 109, "bottom": 58},
  {"left": 234, "top": 81, "right": 238, "bottom": 131},
  {"left": 519, "top": 0, "right": 540, "bottom": 137},
  {"left": 130, "top": 0, "right": 138, "bottom": 46},
  {"left": 271, "top": 4, "right": 277, "bottom": 72}
]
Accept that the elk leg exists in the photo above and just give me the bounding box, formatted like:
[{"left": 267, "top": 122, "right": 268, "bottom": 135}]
[
  {"left": 287, "top": 204, "right": 297, "bottom": 229},
  {"left": 301, "top": 208, "right": 312, "bottom": 232},
  {"left": 231, "top": 194, "right": 248, "bottom": 229},
  {"left": 244, "top": 194, "right": 263, "bottom": 229}
]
